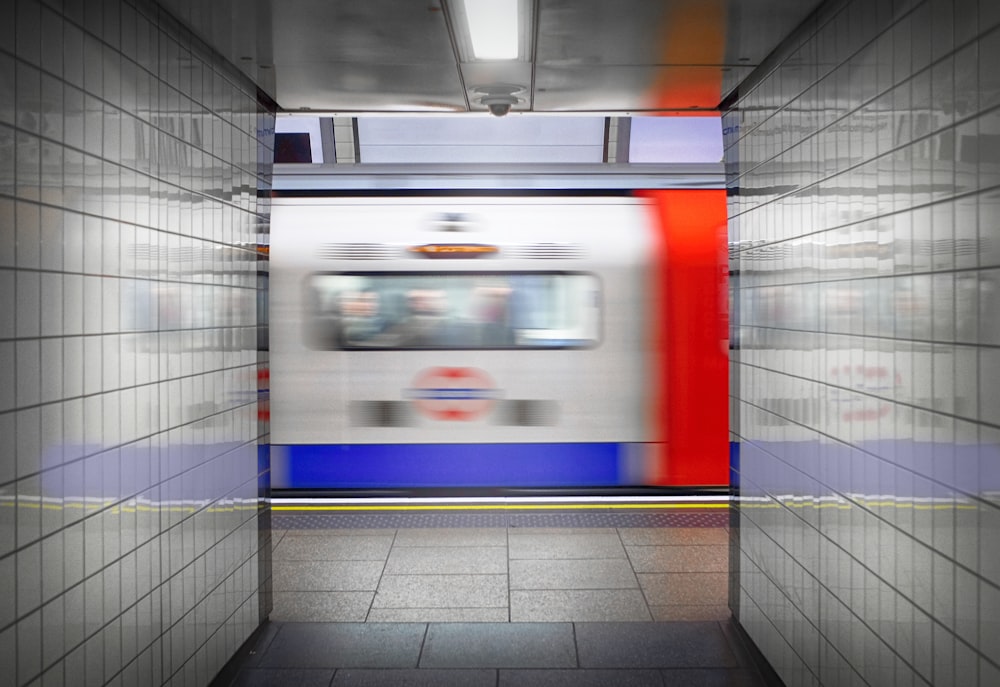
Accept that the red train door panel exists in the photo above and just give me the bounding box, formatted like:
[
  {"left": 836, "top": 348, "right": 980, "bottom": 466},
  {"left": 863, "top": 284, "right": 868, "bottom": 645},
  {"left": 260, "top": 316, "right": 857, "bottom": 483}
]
[{"left": 642, "top": 189, "right": 729, "bottom": 487}]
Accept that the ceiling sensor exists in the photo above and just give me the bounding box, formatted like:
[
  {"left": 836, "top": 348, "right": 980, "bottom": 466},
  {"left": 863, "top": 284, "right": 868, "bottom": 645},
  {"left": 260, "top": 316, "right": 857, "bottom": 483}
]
[{"left": 473, "top": 85, "right": 525, "bottom": 117}]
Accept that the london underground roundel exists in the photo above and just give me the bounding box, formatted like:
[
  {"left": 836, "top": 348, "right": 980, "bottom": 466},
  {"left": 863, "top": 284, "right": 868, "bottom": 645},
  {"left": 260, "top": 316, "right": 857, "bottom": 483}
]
[{"left": 407, "top": 367, "right": 498, "bottom": 421}]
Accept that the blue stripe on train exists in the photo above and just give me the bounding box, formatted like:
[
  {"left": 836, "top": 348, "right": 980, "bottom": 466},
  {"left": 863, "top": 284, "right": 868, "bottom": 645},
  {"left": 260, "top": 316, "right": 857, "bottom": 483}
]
[{"left": 272, "top": 443, "right": 629, "bottom": 489}]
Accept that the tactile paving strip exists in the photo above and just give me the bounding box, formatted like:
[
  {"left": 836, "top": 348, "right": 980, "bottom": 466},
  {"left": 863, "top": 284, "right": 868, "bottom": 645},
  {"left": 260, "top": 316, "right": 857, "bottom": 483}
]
[
  {"left": 272, "top": 508, "right": 728, "bottom": 530},
  {"left": 508, "top": 510, "right": 728, "bottom": 528}
]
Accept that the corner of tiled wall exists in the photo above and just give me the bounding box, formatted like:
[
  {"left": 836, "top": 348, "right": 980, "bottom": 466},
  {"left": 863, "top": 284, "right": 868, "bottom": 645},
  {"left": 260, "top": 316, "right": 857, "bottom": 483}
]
[
  {"left": 725, "top": 0, "right": 1000, "bottom": 684},
  {"left": 0, "top": 0, "right": 274, "bottom": 684}
]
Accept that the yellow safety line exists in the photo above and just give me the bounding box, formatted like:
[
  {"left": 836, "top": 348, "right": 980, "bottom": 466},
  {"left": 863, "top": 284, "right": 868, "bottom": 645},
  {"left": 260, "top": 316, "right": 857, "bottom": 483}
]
[
  {"left": 3, "top": 501, "right": 975, "bottom": 514},
  {"left": 272, "top": 503, "right": 730, "bottom": 512}
]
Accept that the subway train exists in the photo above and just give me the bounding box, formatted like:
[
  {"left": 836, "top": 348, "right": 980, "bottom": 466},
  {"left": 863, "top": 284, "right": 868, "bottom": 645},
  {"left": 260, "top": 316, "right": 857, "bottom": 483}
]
[{"left": 268, "top": 166, "right": 729, "bottom": 492}]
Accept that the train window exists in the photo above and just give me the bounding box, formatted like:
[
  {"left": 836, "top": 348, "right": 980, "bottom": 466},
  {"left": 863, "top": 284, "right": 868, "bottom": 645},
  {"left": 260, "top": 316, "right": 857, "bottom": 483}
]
[{"left": 306, "top": 272, "right": 601, "bottom": 350}]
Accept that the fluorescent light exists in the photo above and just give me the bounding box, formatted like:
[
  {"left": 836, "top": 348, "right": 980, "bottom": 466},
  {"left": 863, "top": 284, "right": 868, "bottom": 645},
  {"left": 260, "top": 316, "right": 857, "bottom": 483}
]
[{"left": 462, "top": 0, "right": 519, "bottom": 60}]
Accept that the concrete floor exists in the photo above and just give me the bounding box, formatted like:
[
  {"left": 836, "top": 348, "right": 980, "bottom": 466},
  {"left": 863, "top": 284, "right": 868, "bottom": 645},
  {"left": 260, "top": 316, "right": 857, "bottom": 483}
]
[{"left": 212, "top": 507, "right": 769, "bottom": 686}]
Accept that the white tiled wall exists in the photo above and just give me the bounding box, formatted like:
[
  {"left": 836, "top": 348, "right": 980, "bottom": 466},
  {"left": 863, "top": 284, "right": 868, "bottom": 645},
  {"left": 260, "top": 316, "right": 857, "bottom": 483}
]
[
  {"left": 725, "top": 0, "right": 1000, "bottom": 685},
  {"left": 0, "top": 0, "right": 273, "bottom": 684}
]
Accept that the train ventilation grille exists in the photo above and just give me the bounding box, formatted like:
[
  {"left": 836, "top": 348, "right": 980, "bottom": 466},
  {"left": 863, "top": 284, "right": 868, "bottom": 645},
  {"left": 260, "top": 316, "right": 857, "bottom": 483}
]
[
  {"left": 318, "top": 243, "right": 398, "bottom": 260},
  {"left": 506, "top": 243, "right": 585, "bottom": 259}
]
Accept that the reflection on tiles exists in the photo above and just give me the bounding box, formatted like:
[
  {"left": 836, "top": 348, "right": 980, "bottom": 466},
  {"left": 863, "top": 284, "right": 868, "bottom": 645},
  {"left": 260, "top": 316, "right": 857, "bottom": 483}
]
[
  {"left": 725, "top": 0, "right": 1000, "bottom": 682},
  {"left": 2, "top": 0, "right": 274, "bottom": 684}
]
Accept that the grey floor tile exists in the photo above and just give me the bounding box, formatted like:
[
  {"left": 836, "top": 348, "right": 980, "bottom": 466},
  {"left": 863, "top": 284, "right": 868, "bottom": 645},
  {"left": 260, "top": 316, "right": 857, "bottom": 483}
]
[
  {"left": 258, "top": 623, "right": 427, "bottom": 669},
  {"left": 270, "top": 591, "right": 374, "bottom": 622},
  {"left": 273, "top": 535, "right": 394, "bottom": 561},
  {"left": 282, "top": 529, "right": 395, "bottom": 537},
  {"left": 230, "top": 668, "right": 335, "bottom": 687},
  {"left": 626, "top": 545, "right": 728, "bottom": 573},
  {"left": 384, "top": 546, "right": 507, "bottom": 574},
  {"left": 332, "top": 668, "right": 495, "bottom": 686},
  {"left": 273, "top": 560, "right": 385, "bottom": 591},
  {"left": 508, "top": 527, "right": 618, "bottom": 536},
  {"left": 509, "top": 558, "right": 638, "bottom": 590},
  {"left": 619, "top": 528, "right": 729, "bottom": 546},
  {"left": 575, "top": 622, "right": 739, "bottom": 668},
  {"left": 373, "top": 574, "right": 508, "bottom": 609},
  {"left": 510, "top": 590, "right": 652, "bottom": 622},
  {"left": 638, "top": 573, "right": 729, "bottom": 606},
  {"left": 660, "top": 668, "right": 764, "bottom": 686},
  {"left": 649, "top": 605, "right": 732, "bottom": 621},
  {"left": 508, "top": 533, "right": 626, "bottom": 560},
  {"left": 392, "top": 528, "right": 507, "bottom": 547},
  {"left": 367, "top": 608, "right": 510, "bottom": 622},
  {"left": 420, "top": 623, "right": 577, "bottom": 668},
  {"left": 499, "top": 668, "right": 665, "bottom": 686}
]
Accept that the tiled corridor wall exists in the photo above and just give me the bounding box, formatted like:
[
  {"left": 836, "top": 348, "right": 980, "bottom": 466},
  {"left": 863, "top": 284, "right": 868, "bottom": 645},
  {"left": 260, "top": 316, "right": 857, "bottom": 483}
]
[
  {"left": 725, "top": 0, "right": 1000, "bottom": 684},
  {"left": 0, "top": 0, "right": 274, "bottom": 684}
]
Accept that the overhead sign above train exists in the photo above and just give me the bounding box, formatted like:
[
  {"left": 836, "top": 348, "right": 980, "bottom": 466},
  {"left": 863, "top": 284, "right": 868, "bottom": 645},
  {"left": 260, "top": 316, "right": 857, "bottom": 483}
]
[{"left": 271, "top": 163, "right": 725, "bottom": 193}]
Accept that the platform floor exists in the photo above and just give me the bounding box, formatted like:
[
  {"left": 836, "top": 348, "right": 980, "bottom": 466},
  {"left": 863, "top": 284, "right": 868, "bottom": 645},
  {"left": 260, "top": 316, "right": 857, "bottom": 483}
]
[{"left": 214, "top": 506, "right": 768, "bottom": 686}]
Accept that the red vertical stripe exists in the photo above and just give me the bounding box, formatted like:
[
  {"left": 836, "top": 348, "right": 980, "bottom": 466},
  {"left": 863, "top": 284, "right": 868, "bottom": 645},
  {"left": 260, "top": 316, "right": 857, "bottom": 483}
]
[{"left": 640, "top": 189, "right": 729, "bottom": 486}]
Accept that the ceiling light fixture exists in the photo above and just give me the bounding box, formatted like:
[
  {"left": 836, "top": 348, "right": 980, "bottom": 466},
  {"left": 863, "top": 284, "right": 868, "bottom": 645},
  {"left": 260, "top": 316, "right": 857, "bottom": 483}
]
[{"left": 460, "top": 0, "right": 520, "bottom": 60}]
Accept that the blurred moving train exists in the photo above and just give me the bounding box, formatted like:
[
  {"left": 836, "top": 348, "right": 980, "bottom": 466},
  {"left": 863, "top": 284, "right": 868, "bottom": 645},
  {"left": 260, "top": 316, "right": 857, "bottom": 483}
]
[{"left": 268, "top": 167, "right": 728, "bottom": 492}]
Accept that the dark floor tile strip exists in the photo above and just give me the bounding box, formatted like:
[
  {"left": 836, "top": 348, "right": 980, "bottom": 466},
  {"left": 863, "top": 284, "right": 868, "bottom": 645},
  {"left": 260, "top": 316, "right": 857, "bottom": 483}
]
[
  {"left": 230, "top": 668, "right": 336, "bottom": 687},
  {"left": 216, "top": 622, "right": 761, "bottom": 684},
  {"left": 719, "top": 618, "right": 786, "bottom": 686},
  {"left": 331, "top": 668, "right": 496, "bottom": 686},
  {"left": 257, "top": 623, "right": 429, "bottom": 669},
  {"left": 208, "top": 622, "right": 284, "bottom": 686},
  {"left": 420, "top": 622, "right": 578, "bottom": 668},
  {"left": 660, "top": 667, "right": 766, "bottom": 686},
  {"left": 574, "top": 622, "right": 740, "bottom": 669},
  {"left": 499, "top": 668, "right": 666, "bottom": 686}
]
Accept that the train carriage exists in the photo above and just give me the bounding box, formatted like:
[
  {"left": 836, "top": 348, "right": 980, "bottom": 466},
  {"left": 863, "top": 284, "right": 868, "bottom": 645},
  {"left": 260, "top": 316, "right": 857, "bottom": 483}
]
[{"left": 268, "top": 166, "right": 729, "bottom": 492}]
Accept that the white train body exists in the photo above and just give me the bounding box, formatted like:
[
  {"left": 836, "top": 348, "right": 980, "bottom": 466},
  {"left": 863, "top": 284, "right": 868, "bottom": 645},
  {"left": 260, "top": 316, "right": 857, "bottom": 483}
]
[{"left": 269, "top": 196, "right": 658, "bottom": 448}]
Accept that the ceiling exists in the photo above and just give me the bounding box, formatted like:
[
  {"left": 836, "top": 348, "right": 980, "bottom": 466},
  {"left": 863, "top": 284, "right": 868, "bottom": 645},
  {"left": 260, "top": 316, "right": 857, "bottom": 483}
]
[{"left": 162, "top": 0, "right": 824, "bottom": 115}]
